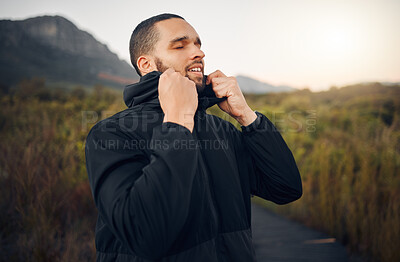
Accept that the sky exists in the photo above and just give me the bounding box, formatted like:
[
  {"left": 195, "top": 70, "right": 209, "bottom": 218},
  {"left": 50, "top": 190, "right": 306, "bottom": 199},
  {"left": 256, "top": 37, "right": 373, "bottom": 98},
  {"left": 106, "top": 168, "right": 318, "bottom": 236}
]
[{"left": 1, "top": 0, "right": 399, "bottom": 91}]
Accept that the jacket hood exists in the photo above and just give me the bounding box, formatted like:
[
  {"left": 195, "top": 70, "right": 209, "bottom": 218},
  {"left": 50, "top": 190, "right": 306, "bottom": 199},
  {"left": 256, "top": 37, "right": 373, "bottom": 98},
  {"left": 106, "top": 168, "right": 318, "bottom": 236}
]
[{"left": 123, "top": 71, "right": 226, "bottom": 111}]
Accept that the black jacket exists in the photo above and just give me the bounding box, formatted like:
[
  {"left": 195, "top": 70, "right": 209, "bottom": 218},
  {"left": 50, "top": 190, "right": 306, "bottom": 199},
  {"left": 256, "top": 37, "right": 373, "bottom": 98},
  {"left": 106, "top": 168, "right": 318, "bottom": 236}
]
[{"left": 85, "top": 71, "right": 302, "bottom": 262}]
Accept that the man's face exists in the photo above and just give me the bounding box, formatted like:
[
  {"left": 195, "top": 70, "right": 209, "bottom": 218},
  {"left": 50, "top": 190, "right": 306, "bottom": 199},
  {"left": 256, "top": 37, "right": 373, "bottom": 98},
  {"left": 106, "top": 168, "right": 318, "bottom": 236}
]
[{"left": 151, "top": 18, "right": 205, "bottom": 92}]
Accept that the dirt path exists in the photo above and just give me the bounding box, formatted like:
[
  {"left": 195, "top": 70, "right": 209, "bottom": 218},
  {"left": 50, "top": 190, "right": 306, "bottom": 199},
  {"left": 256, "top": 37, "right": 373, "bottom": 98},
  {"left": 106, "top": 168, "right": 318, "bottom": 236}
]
[{"left": 251, "top": 202, "right": 364, "bottom": 262}]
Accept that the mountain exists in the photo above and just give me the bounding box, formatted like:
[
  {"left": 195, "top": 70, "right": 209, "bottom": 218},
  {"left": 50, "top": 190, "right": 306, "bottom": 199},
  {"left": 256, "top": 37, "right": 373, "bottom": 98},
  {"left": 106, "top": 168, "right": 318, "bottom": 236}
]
[
  {"left": 236, "top": 75, "right": 296, "bottom": 94},
  {"left": 0, "top": 15, "right": 139, "bottom": 88}
]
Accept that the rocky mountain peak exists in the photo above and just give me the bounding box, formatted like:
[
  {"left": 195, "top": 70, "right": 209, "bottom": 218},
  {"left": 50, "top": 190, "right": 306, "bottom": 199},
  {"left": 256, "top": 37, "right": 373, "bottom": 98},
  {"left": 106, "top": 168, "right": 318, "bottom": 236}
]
[
  {"left": 0, "top": 15, "right": 138, "bottom": 87},
  {"left": 19, "top": 15, "right": 115, "bottom": 60}
]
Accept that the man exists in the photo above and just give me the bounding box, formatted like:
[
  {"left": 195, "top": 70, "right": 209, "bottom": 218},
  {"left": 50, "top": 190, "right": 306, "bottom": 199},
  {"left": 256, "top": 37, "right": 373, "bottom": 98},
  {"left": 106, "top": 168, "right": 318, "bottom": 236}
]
[{"left": 85, "top": 13, "right": 302, "bottom": 262}]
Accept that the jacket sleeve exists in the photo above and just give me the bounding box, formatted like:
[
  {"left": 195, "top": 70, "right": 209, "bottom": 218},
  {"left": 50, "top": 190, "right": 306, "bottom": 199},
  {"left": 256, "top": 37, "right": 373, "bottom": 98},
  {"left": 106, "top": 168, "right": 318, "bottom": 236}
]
[
  {"left": 238, "top": 111, "right": 303, "bottom": 205},
  {"left": 85, "top": 120, "right": 198, "bottom": 260}
]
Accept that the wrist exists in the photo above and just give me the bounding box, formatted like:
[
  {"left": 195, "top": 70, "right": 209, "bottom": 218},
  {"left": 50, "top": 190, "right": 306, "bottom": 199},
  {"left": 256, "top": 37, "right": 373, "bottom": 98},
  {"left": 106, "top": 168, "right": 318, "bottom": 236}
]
[
  {"left": 163, "top": 112, "right": 195, "bottom": 132},
  {"left": 235, "top": 107, "right": 257, "bottom": 126}
]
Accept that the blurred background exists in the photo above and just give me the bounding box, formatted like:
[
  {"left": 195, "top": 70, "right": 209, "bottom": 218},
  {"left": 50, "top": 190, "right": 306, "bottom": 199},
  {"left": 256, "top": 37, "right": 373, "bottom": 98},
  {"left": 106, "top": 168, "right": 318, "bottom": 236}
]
[{"left": 0, "top": 0, "right": 399, "bottom": 261}]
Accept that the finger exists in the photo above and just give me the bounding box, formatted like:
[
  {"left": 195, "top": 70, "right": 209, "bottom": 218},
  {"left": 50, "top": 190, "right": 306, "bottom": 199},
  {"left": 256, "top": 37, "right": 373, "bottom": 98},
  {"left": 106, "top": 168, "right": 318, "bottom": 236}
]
[
  {"left": 212, "top": 81, "right": 231, "bottom": 98},
  {"left": 184, "top": 78, "right": 197, "bottom": 89},
  {"left": 207, "top": 70, "right": 226, "bottom": 84},
  {"left": 206, "top": 70, "right": 227, "bottom": 84},
  {"left": 210, "top": 76, "right": 231, "bottom": 86}
]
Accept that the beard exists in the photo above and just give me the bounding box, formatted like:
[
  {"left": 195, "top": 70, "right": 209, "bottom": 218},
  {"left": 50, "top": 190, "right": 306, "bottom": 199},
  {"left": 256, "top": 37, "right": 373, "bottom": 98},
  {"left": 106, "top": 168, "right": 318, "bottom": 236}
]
[{"left": 155, "top": 57, "right": 205, "bottom": 93}]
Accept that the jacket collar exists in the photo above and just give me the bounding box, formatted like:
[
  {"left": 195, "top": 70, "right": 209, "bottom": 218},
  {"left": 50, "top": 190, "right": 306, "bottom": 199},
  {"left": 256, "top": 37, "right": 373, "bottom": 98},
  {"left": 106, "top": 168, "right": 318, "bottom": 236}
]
[{"left": 123, "top": 71, "right": 226, "bottom": 112}]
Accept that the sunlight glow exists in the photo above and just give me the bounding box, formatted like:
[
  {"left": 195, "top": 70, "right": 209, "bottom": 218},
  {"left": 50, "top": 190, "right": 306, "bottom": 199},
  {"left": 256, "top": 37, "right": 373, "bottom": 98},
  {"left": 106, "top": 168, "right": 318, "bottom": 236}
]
[
  {"left": 323, "top": 29, "right": 354, "bottom": 54},
  {"left": 314, "top": 20, "right": 359, "bottom": 62}
]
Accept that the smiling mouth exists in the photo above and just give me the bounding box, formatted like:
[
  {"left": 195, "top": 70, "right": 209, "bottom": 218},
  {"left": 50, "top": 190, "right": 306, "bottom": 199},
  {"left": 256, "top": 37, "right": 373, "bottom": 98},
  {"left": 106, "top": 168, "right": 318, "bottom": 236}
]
[
  {"left": 188, "top": 68, "right": 203, "bottom": 77},
  {"left": 187, "top": 62, "right": 203, "bottom": 75},
  {"left": 188, "top": 67, "right": 202, "bottom": 73}
]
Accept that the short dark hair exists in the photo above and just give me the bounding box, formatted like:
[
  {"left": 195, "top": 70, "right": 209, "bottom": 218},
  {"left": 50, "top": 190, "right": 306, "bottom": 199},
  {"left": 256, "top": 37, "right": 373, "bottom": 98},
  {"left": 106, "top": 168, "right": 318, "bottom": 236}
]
[{"left": 129, "top": 13, "right": 185, "bottom": 76}]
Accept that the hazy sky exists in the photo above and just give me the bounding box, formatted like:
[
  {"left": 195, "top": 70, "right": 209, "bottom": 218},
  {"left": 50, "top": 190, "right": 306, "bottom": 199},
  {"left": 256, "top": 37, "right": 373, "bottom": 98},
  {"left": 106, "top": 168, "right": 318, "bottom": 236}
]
[{"left": 1, "top": 0, "right": 399, "bottom": 90}]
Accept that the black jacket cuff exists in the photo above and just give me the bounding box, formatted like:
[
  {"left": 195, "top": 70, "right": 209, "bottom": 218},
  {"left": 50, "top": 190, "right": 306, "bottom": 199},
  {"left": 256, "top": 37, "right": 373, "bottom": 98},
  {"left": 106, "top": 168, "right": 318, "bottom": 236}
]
[{"left": 241, "top": 111, "right": 263, "bottom": 133}]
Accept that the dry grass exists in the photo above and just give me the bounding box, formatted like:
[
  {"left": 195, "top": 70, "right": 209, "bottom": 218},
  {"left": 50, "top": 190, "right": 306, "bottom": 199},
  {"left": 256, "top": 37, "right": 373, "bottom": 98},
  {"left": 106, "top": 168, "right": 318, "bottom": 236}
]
[{"left": 0, "top": 81, "right": 118, "bottom": 261}]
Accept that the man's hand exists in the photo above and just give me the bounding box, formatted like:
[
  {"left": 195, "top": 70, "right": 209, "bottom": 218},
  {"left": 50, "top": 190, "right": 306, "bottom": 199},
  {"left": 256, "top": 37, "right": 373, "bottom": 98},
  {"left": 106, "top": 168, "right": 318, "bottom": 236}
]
[
  {"left": 206, "top": 70, "right": 257, "bottom": 126},
  {"left": 159, "top": 68, "right": 198, "bottom": 132}
]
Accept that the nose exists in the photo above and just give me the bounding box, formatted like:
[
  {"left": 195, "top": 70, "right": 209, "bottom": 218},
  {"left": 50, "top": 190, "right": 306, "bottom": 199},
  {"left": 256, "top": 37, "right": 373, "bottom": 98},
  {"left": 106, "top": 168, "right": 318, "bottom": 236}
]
[{"left": 191, "top": 44, "right": 205, "bottom": 60}]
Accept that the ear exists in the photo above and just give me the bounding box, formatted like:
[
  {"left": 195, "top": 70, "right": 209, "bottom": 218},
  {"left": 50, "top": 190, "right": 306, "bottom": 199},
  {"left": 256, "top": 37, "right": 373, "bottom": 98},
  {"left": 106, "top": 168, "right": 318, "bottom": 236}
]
[{"left": 137, "top": 55, "right": 157, "bottom": 75}]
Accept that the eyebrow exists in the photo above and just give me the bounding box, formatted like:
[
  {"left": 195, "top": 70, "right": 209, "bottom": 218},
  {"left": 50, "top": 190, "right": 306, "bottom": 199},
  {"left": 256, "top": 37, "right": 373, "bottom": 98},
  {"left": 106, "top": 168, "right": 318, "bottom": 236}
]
[{"left": 169, "top": 36, "right": 202, "bottom": 46}]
